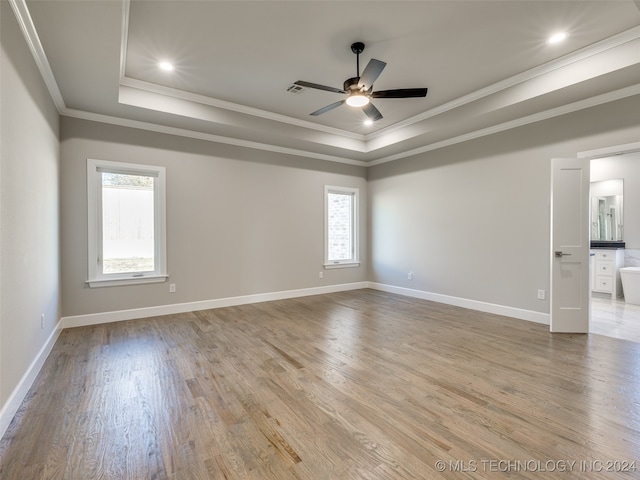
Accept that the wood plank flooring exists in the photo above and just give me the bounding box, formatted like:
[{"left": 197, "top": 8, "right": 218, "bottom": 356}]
[{"left": 1, "top": 289, "right": 640, "bottom": 479}]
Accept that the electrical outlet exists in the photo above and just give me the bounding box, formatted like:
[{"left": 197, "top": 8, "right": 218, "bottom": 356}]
[
  {"left": 40, "top": 314, "right": 45, "bottom": 329},
  {"left": 319, "top": 271, "right": 324, "bottom": 279},
  {"left": 169, "top": 283, "right": 176, "bottom": 293},
  {"left": 537, "top": 289, "right": 546, "bottom": 300},
  {"left": 408, "top": 271, "right": 413, "bottom": 280}
]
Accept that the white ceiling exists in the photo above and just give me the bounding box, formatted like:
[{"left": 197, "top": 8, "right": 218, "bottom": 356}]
[{"left": 15, "top": 0, "right": 640, "bottom": 165}]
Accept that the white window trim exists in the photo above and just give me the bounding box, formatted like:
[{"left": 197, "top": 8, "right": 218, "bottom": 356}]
[
  {"left": 324, "top": 185, "right": 360, "bottom": 269},
  {"left": 87, "top": 158, "right": 168, "bottom": 288}
]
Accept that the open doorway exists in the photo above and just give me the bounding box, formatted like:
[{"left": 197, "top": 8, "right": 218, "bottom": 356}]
[{"left": 589, "top": 151, "right": 640, "bottom": 342}]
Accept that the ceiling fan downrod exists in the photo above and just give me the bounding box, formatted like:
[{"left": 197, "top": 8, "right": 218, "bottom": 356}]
[{"left": 351, "top": 42, "right": 365, "bottom": 78}]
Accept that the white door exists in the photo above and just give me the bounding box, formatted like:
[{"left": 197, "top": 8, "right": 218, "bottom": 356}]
[{"left": 550, "top": 157, "right": 590, "bottom": 333}]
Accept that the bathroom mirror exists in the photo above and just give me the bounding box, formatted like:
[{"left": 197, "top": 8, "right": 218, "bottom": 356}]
[{"left": 591, "top": 179, "right": 623, "bottom": 241}]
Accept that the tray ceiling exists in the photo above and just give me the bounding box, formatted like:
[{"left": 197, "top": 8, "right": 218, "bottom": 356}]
[{"left": 15, "top": 0, "right": 640, "bottom": 165}]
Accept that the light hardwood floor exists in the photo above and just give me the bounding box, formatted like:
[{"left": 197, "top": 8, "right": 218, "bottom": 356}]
[{"left": 1, "top": 289, "right": 639, "bottom": 479}]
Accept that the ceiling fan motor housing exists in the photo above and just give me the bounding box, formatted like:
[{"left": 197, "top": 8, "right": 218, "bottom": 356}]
[{"left": 344, "top": 77, "right": 365, "bottom": 93}]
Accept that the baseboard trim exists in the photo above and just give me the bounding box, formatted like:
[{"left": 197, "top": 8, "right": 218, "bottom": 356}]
[
  {"left": 61, "top": 282, "right": 370, "bottom": 329},
  {"left": 0, "top": 319, "right": 63, "bottom": 440},
  {"left": 368, "top": 282, "right": 550, "bottom": 325},
  {"left": 61, "top": 281, "right": 550, "bottom": 330}
]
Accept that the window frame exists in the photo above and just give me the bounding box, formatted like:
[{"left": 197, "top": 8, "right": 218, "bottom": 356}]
[
  {"left": 87, "top": 158, "right": 167, "bottom": 287},
  {"left": 324, "top": 185, "right": 360, "bottom": 269}
]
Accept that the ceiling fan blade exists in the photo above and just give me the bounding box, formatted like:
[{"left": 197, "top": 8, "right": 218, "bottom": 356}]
[
  {"left": 294, "top": 81, "right": 346, "bottom": 94},
  {"left": 310, "top": 100, "right": 346, "bottom": 116},
  {"left": 371, "top": 88, "right": 428, "bottom": 98},
  {"left": 358, "top": 59, "right": 386, "bottom": 90},
  {"left": 362, "top": 102, "right": 383, "bottom": 121}
]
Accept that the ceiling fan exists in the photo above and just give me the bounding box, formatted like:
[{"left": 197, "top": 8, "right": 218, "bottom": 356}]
[{"left": 294, "top": 42, "right": 428, "bottom": 122}]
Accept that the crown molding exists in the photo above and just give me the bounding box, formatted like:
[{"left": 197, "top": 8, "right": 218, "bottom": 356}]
[
  {"left": 8, "top": 0, "right": 66, "bottom": 113},
  {"left": 119, "top": 77, "right": 367, "bottom": 144},
  {"left": 367, "top": 24, "right": 640, "bottom": 143},
  {"left": 119, "top": 0, "right": 130, "bottom": 82},
  {"left": 61, "top": 108, "right": 369, "bottom": 167},
  {"left": 578, "top": 141, "right": 640, "bottom": 159},
  {"left": 68, "top": 80, "right": 640, "bottom": 168},
  {"left": 367, "top": 83, "right": 640, "bottom": 166},
  {"left": 119, "top": 0, "right": 640, "bottom": 146},
  {"left": 119, "top": 1, "right": 365, "bottom": 144},
  {"left": 11, "top": 0, "right": 640, "bottom": 168},
  {"left": 118, "top": 0, "right": 640, "bottom": 152}
]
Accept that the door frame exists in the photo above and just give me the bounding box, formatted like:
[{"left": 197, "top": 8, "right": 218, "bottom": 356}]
[{"left": 550, "top": 141, "right": 640, "bottom": 332}]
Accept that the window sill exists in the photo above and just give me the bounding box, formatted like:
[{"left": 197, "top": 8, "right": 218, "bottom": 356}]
[
  {"left": 324, "top": 262, "right": 360, "bottom": 269},
  {"left": 87, "top": 275, "right": 168, "bottom": 288}
]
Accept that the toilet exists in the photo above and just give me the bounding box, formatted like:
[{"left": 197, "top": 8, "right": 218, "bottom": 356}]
[{"left": 620, "top": 267, "right": 640, "bottom": 305}]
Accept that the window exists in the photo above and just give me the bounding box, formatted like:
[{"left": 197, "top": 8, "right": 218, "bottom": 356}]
[
  {"left": 324, "top": 185, "right": 359, "bottom": 268},
  {"left": 87, "top": 159, "right": 167, "bottom": 287}
]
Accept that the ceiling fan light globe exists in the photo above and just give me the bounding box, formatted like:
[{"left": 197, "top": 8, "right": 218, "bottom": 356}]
[{"left": 346, "top": 95, "right": 370, "bottom": 107}]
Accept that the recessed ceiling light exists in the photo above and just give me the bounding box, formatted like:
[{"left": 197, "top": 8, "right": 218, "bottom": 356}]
[
  {"left": 158, "top": 61, "right": 174, "bottom": 72},
  {"left": 363, "top": 119, "right": 374, "bottom": 126},
  {"left": 548, "top": 32, "right": 568, "bottom": 45}
]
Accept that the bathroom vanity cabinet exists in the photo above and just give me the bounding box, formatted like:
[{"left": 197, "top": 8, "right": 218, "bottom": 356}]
[{"left": 590, "top": 248, "right": 624, "bottom": 298}]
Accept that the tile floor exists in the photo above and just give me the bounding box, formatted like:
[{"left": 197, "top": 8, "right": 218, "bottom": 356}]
[{"left": 591, "top": 294, "right": 640, "bottom": 343}]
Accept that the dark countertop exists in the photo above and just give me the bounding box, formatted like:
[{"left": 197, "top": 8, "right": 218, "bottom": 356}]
[{"left": 590, "top": 241, "right": 625, "bottom": 249}]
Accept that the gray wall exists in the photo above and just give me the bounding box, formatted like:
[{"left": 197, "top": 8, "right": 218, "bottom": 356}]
[
  {"left": 1, "top": 2, "right": 61, "bottom": 408},
  {"left": 367, "top": 96, "right": 640, "bottom": 314},
  {"left": 60, "top": 117, "right": 368, "bottom": 317}
]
